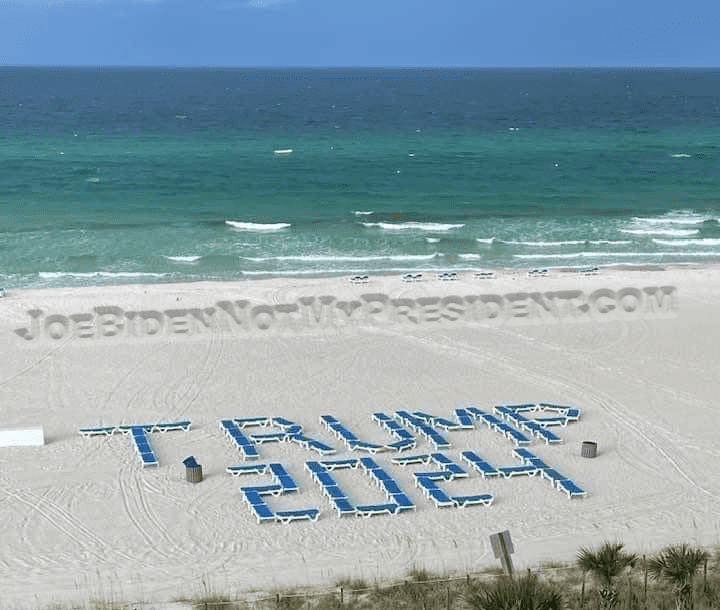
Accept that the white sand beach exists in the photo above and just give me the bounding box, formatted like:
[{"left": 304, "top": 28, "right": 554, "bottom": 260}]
[{"left": 1, "top": 265, "right": 719, "bottom": 607}]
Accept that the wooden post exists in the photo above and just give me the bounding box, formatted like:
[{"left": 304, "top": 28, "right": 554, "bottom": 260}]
[
  {"left": 446, "top": 586, "right": 450, "bottom": 610},
  {"left": 340, "top": 587, "right": 343, "bottom": 605},
  {"left": 581, "top": 571, "right": 586, "bottom": 609},
  {"left": 276, "top": 593, "right": 280, "bottom": 608},
  {"left": 644, "top": 555, "right": 648, "bottom": 603}
]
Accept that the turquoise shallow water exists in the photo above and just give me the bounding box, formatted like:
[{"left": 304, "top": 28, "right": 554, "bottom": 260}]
[{"left": 1, "top": 68, "right": 720, "bottom": 288}]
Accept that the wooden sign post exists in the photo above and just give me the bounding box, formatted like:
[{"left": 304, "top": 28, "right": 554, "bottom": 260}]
[{"left": 489, "top": 530, "right": 514, "bottom": 576}]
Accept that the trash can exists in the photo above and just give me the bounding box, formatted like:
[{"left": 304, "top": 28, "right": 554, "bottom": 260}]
[
  {"left": 183, "top": 455, "right": 203, "bottom": 483},
  {"left": 581, "top": 441, "right": 597, "bottom": 458}
]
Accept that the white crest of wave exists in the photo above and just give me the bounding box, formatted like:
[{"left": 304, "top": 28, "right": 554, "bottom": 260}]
[
  {"left": 514, "top": 251, "right": 720, "bottom": 259},
  {"left": 475, "top": 237, "right": 496, "bottom": 244},
  {"left": 353, "top": 210, "right": 374, "bottom": 216},
  {"left": 620, "top": 228, "right": 700, "bottom": 236},
  {"left": 426, "top": 238, "right": 441, "bottom": 243},
  {"left": 459, "top": 253, "right": 482, "bottom": 259},
  {"left": 505, "top": 240, "right": 585, "bottom": 246},
  {"left": 165, "top": 255, "right": 202, "bottom": 263},
  {"left": 671, "top": 154, "right": 691, "bottom": 158},
  {"left": 243, "top": 253, "right": 441, "bottom": 262},
  {"left": 38, "top": 272, "right": 168, "bottom": 278},
  {"left": 362, "top": 222, "right": 464, "bottom": 231},
  {"left": 225, "top": 220, "right": 291, "bottom": 231},
  {"left": 653, "top": 238, "right": 720, "bottom": 247},
  {"left": 630, "top": 212, "right": 711, "bottom": 225}
]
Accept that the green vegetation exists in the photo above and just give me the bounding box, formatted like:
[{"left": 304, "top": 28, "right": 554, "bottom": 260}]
[{"left": 31, "top": 541, "right": 720, "bottom": 610}]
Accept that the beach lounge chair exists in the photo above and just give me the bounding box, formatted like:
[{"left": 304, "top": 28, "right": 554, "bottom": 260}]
[
  {"left": 427, "top": 487, "right": 455, "bottom": 508},
  {"left": 140, "top": 452, "right": 158, "bottom": 466},
  {"left": 320, "top": 458, "right": 359, "bottom": 470},
  {"left": 250, "top": 432, "right": 286, "bottom": 443},
  {"left": 359, "top": 457, "right": 380, "bottom": 471},
  {"left": 240, "top": 484, "right": 284, "bottom": 497},
  {"left": 473, "top": 271, "right": 495, "bottom": 280},
  {"left": 391, "top": 493, "right": 416, "bottom": 512},
  {"left": 303, "top": 438, "right": 337, "bottom": 455},
  {"left": 305, "top": 461, "right": 326, "bottom": 475},
  {"left": 227, "top": 463, "right": 269, "bottom": 476},
  {"left": 275, "top": 508, "right": 321, "bottom": 524},
  {"left": 452, "top": 494, "right": 494, "bottom": 508},
  {"left": 249, "top": 502, "right": 276, "bottom": 524},
  {"left": 413, "top": 470, "right": 456, "bottom": 482},
  {"left": 541, "top": 468, "right": 568, "bottom": 486},
  {"left": 461, "top": 451, "right": 499, "bottom": 478},
  {"left": 332, "top": 497, "right": 357, "bottom": 517},
  {"left": 269, "top": 464, "right": 298, "bottom": 492},
  {"left": 453, "top": 408, "right": 475, "bottom": 429},
  {"left": 379, "top": 479, "right": 404, "bottom": 496},
  {"left": 557, "top": 479, "right": 587, "bottom": 499},
  {"left": 386, "top": 438, "right": 417, "bottom": 452},
  {"left": 528, "top": 457, "right": 550, "bottom": 470},
  {"left": 497, "top": 465, "right": 540, "bottom": 478},
  {"left": 79, "top": 426, "right": 118, "bottom": 437},
  {"left": 392, "top": 454, "right": 432, "bottom": 466},
  {"left": 355, "top": 503, "right": 398, "bottom": 517},
  {"left": 234, "top": 416, "right": 270, "bottom": 428},
  {"left": 512, "top": 447, "right": 538, "bottom": 462},
  {"left": 323, "top": 485, "right": 348, "bottom": 500},
  {"left": 349, "top": 440, "right": 386, "bottom": 453},
  {"left": 313, "top": 472, "right": 337, "bottom": 488}
]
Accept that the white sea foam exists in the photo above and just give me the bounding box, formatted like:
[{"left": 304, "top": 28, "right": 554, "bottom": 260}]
[
  {"left": 38, "top": 272, "right": 168, "bottom": 278},
  {"left": 505, "top": 240, "right": 586, "bottom": 246},
  {"left": 353, "top": 210, "right": 374, "bottom": 216},
  {"left": 588, "top": 240, "right": 633, "bottom": 245},
  {"left": 653, "top": 238, "right": 720, "bottom": 247},
  {"left": 362, "top": 222, "right": 465, "bottom": 231},
  {"left": 458, "top": 253, "right": 482, "bottom": 260},
  {"left": 225, "top": 221, "right": 291, "bottom": 232},
  {"left": 426, "top": 238, "right": 441, "bottom": 243},
  {"left": 671, "top": 154, "right": 691, "bottom": 158},
  {"left": 513, "top": 251, "right": 720, "bottom": 259},
  {"left": 620, "top": 228, "right": 700, "bottom": 236},
  {"left": 475, "top": 237, "right": 496, "bottom": 244},
  {"left": 164, "top": 256, "right": 202, "bottom": 263},
  {"left": 242, "top": 253, "right": 441, "bottom": 263},
  {"left": 630, "top": 212, "right": 710, "bottom": 225}
]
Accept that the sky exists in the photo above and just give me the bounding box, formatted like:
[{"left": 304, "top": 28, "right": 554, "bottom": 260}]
[{"left": 0, "top": 0, "right": 719, "bottom": 67}]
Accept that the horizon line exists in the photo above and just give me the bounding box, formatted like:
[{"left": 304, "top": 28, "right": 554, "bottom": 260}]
[{"left": 2, "top": 64, "right": 720, "bottom": 70}]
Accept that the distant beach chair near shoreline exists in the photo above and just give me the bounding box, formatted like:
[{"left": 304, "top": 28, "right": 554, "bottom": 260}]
[
  {"left": 437, "top": 271, "right": 458, "bottom": 281},
  {"left": 402, "top": 273, "right": 423, "bottom": 282},
  {"left": 579, "top": 266, "right": 600, "bottom": 276},
  {"left": 527, "top": 268, "right": 548, "bottom": 278},
  {"left": 349, "top": 274, "right": 369, "bottom": 283},
  {"left": 473, "top": 271, "right": 495, "bottom": 280}
]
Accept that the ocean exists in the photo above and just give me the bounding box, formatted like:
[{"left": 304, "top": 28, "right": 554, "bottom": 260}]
[{"left": 1, "top": 67, "right": 720, "bottom": 288}]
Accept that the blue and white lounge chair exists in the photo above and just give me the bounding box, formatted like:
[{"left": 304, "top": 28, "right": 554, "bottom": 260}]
[
  {"left": 227, "top": 463, "right": 269, "bottom": 476},
  {"left": 249, "top": 502, "right": 276, "bottom": 524},
  {"left": 275, "top": 508, "right": 320, "bottom": 524},
  {"left": 452, "top": 494, "right": 494, "bottom": 508},
  {"left": 497, "top": 465, "right": 540, "bottom": 478},
  {"left": 426, "top": 487, "right": 455, "bottom": 508},
  {"left": 355, "top": 503, "right": 398, "bottom": 517},
  {"left": 332, "top": 497, "right": 356, "bottom": 517},
  {"left": 541, "top": 468, "right": 568, "bottom": 486},
  {"left": 461, "top": 451, "right": 499, "bottom": 478},
  {"left": 392, "top": 454, "right": 432, "bottom": 466},
  {"left": 557, "top": 479, "right": 587, "bottom": 499}
]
